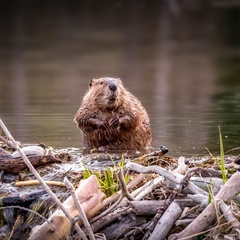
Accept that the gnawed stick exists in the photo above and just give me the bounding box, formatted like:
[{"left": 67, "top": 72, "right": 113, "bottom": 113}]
[
  {"left": 29, "top": 175, "right": 105, "bottom": 240},
  {"left": 169, "top": 171, "right": 240, "bottom": 240},
  {"left": 64, "top": 177, "right": 95, "bottom": 240},
  {"left": 15, "top": 180, "right": 65, "bottom": 187}
]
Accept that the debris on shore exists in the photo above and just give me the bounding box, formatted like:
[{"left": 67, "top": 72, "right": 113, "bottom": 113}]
[{"left": 1, "top": 119, "right": 240, "bottom": 240}]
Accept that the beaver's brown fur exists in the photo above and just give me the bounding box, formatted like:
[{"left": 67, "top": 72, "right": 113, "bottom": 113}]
[{"left": 74, "top": 77, "right": 152, "bottom": 151}]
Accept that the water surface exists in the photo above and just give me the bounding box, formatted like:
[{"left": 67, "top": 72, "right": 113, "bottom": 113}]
[{"left": 0, "top": 1, "right": 240, "bottom": 157}]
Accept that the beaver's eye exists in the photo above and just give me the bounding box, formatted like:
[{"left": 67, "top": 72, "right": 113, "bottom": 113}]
[{"left": 100, "top": 81, "right": 103, "bottom": 85}]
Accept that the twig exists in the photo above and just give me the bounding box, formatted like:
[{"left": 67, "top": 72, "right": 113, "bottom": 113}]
[
  {"left": 131, "top": 146, "right": 168, "bottom": 162},
  {"left": 91, "top": 194, "right": 123, "bottom": 223},
  {"left": 176, "top": 221, "right": 233, "bottom": 240},
  {"left": 218, "top": 200, "right": 240, "bottom": 229},
  {"left": 0, "top": 119, "right": 82, "bottom": 238},
  {"left": 118, "top": 168, "right": 134, "bottom": 201},
  {"left": 8, "top": 215, "right": 21, "bottom": 240},
  {"left": 15, "top": 180, "right": 65, "bottom": 187},
  {"left": 0, "top": 135, "right": 16, "bottom": 149},
  {"left": 64, "top": 177, "right": 95, "bottom": 240},
  {"left": 133, "top": 176, "right": 164, "bottom": 200},
  {"left": 101, "top": 173, "right": 147, "bottom": 209},
  {"left": 91, "top": 206, "right": 131, "bottom": 233},
  {"left": 126, "top": 161, "right": 182, "bottom": 184}
]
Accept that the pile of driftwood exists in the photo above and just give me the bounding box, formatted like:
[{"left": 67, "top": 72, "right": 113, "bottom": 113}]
[{"left": 1, "top": 118, "right": 240, "bottom": 240}]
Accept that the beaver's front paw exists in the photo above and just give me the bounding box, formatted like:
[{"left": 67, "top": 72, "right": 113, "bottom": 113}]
[
  {"left": 83, "top": 118, "right": 108, "bottom": 131},
  {"left": 94, "top": 119, "right": 109, "bottom": 129},
  {"left": 118, "top": 115, "right": 134, "bottom": 129},
  {"left": 109, "top": 116, "right": 119, "bottom": 127}
]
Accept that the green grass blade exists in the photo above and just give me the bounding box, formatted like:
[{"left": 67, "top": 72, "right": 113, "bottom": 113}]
[{"left": 218, "top": 126, "right": 227, "bottom": 184}]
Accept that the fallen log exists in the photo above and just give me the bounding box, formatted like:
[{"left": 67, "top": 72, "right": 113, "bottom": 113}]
[
  {"left": 148, "top": 202, "right": 182, "bottom": 240},
  {"left": 0, "top": 155, "right": 62, "bottom": 174},
  {"left": 91, "top": 207, "right": 132, "bottom": 233},
  {"left": 0, "top": 190, "right": 47, "bottom": 206},
  {"left": 129, "top": 200, "right": 165, "bottom": 215},
  {"left": 28, "top": 175, "right": 105, "bottom": 240},
  {"left": 98, "top": 212, "right": 148, "bottom": 240}
]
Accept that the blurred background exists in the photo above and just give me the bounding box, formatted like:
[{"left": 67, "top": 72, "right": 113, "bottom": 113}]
[{"left": 0, "top": 0, "right": 240, "bottom": 157}]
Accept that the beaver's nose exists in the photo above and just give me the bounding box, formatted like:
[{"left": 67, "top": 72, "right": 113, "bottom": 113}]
[{"left": 109, "top": 84, "right": 117, "bottom": 91}]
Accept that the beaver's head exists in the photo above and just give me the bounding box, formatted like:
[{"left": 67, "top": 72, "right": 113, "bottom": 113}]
[{"left": 87, "top": 77, "right": 126, "bottom": 110}]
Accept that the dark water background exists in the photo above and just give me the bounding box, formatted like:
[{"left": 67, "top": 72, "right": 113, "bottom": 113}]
[{"left": 0, "top": 0, "right": 240, "bottom": 157}]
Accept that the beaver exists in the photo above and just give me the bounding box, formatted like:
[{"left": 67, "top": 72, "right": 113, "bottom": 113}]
[{"left": 74, "top": 77, "right": 152, "bottom": 151}]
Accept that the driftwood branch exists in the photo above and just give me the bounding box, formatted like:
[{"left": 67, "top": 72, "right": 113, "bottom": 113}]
[
  {"left": 132, "top": 176, "right": 165, "bottom": 200},
  {"left": 0, "top": 155, "right": 62, "bottom": 174},
  {"left": 129, "top": 200, "right": 165, "bottom": 215},
  {"left": 148, "top": 202, "right": 182, "bottom": 240},
  {"left": 126, "top": 161, "right": 182, "bottom": 184},
  {"left": 169, "top": 171, "right": 240, "bottom": 240}
]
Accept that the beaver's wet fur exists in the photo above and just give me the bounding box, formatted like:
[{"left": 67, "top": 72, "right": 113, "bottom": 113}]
[{"left": 74, "top": 77, "right": 152, "bottom": 151}]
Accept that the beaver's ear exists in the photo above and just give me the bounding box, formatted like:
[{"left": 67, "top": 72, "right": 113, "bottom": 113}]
[{"left": 89, "top": 79, "right": 95, "bottom": 88}]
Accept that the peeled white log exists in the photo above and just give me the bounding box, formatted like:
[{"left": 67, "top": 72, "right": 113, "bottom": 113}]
[
  {"left": 11, "top": 146, "right": 46, "bottom": 158},
  {"left": 172, "top": 156, "right": 188, "bottom": 175},
  {"left": 148, "top": 202, "right": 182, "bottom": 240},
  {"left": 190, "top": 177, "right": 223, "bottom": 194},
  {"left": 28, "top": 175, "right": 105, "bottom": 240}
]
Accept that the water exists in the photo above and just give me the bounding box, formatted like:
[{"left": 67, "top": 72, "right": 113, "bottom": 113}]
[{"left": 0, "top": 1, "right": 240, "bottom": 157}]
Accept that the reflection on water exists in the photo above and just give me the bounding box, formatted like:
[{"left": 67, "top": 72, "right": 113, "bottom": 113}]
[{"left": 0, "top": 1, "right": 240, "bottom": 157}]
